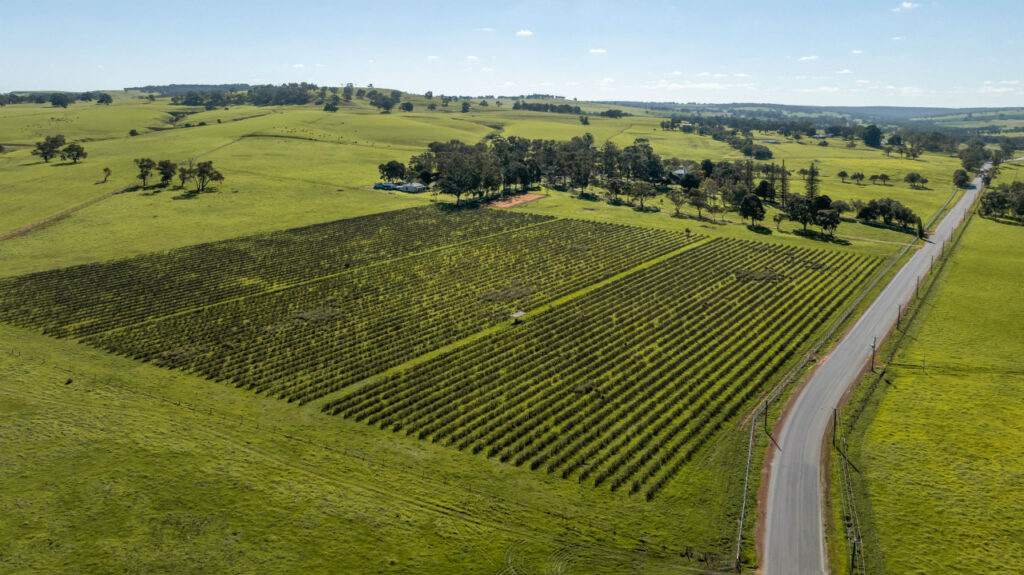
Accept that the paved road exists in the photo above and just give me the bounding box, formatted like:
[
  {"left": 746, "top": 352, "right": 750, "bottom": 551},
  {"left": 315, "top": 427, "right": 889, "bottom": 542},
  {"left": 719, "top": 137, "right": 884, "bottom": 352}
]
[{"left": 761, "top": 165, "right": 990, "bottom": 575}]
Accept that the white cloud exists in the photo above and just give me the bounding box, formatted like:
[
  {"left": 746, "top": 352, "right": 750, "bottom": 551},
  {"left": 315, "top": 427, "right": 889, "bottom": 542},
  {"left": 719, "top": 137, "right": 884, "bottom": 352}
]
[
  {"left": 599, "top": 77, "right": 615, "bottom": 84},
  {"left": 799, "top": 55, "right": 819, "bottom": 61},
  {"left": 503, "top": 81, "right": 517, "bottom": 87},
  {"left": 427, "top": 55, "right": 439, "bottom": 60},
  {"left": 892, "top": 36, "right": 905, "bottom": 41},
  {"left": 892, "top": 1, "right": 920, "bottom": 11},
  {"left": 798, "top": 86, "right": 840, "bottom": 93},
  {"left": 697, "top": 72, "right": 712, "bottom": 77},
  {"left": 851, "top": 49, "right": 864, "bottom": 54},
  {"left": 668, "top": 70, "right": 682, "bottom": 76},
  {"left": 589, "top": 48, "right": 607, "bottom": 54},
  {"left": 856, "top": 79, "right": 871, "bottom": 84},
  {"left": 481, "top": 67, "right": 494, "bottom": 73},
  {"left": 734, "top": 73, "right": 749, "bottom": 78},
  {"left": 466, "top": 55, "right": 479, "bottom": 61},
  {"left": 980, "top": 85, "right": 1017, "bottom": 94},
  {"left": 837, "top": 69, "right": 853, "bottom": 74},
  {"left": 292, "top": 64, "right": 304, "bottom": 68},
  {"left": 515, "top": 29, "right": 533, "bottom": 37},
  {"left": 999, "top": 80, "right": 1020, "bottom": 85}
]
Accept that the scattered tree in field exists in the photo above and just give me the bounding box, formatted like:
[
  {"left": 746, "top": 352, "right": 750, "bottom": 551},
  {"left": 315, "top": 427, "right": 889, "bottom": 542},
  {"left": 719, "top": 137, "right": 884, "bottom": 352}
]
[
  {"left": 32, "top": 135, "right": 66, "bottom": 163},
  {"left": 191, "top": 161, "right": 223, "bottom": 192},
  {"left": 135, "top": 158, "right": 156, "bottom": 186},
  {"left": 50, "top": 93, "right": 71, "bottom": 108},
  {"left": 323, "top": 101, "right": 339, "bottom": 112},
  {"left": 399, "top": 102, "right": 414, "bottom": 112},
  {"left": 666, "top": 188, "right": 686, "bottom": 216},
  {"left": 830, "top": 199, "right": 851, "bottom": 215},
  {"left": 857, "top": 197, "right": 918, "bottom": 227},
  {"left": 379, "top": 160, "right": 407, "bottom": 182},
  {"left": 879, "top": 173, "right": 890, "bottom": 186},
  {"left": 60, "top": 143, "right": 87, "bottom": 163},
  {"left": 97, "top": 93, "right": 113, "bottom": 105},
  {"left": 628, "top": 181, "right": 656, "bottom": 208},
  {"left": 953, "top": 169, "right": 971, "bottom": 189},
  {"left": 579, "top": 115, "right": 589, "bottom": 125},
  {"left": 427, "top": 103, "right": 437, "bottom": 110},
  {"left": 342, "top": 84, "right": 354, "bottom": 102},
  {"left": 862, "top": 124, "right": 882, "bottom": 148},
  {"left": 773, "top": 212, "right": 787, "bottom": 231},
  {"left": 461, "top": 102, "right": 471, "bottom": 113},
  {"left": 157, "top": 160, "right": 177, "bottom": 185},
  {"left": 739, "top": 193, "right": 765, "bottom": 225},
  {"left": 129, "top": 129, "right": 140, "bottom": 136},
  {"left": 177, "top": 164, "right": 191, "bottom": 188},
  {"left": 424, "top": 91, "right": 433, "bottom": 99},
  {"left": 102, "top": 167, "right": 111, "bottom": 183},
  {"left": 837, "top": 170, "right": 848, "bottom": 183},
  {"left": 850, "top": 172, "right": 865, "bottom": 185},
  {"left": 869, "top": 174, "right": 879, "bottom": 185},
  {"left": 903, "top": 172, "right": 928, "bottom": 189}
]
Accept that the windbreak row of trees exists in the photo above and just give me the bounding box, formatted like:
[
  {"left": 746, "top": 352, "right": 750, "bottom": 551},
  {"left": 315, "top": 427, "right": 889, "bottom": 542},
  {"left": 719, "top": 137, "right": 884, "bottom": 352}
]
[
  {"left": 31, "top": 135, "right": 88, "bottom": 163},
  {"left": 1, "top": 92, "right": 113, "bottom": 107}
]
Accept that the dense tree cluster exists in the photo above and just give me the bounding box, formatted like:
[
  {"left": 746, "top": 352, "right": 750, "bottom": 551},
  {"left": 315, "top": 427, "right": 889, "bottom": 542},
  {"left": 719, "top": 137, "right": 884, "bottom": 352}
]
[
  {"left": 30, "top": 134, "right": 88, "bottom": 164},
  {"left": 854, "top": 198, "right": 919, "bottom": 229},
  {"left": 980, "top": 181, "right": 1024, "bottom": 220},
  {"left": 170, "top": 83, "right": 320, "bottom": 108},
  {"left": 511, "top": 101, "right": 583, "bottom": 114}
]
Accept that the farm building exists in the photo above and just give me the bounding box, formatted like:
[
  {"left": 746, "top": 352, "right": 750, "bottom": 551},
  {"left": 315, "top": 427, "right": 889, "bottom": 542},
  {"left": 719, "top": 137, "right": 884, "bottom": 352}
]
[{"left": 396, "top": 182, "right": 427, "bottom": 193}]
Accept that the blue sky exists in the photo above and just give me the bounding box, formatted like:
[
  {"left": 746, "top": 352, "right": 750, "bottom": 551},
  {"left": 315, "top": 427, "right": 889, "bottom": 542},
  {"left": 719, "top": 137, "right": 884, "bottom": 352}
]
[{"left": 2, "top": 0, "right": 1021, "bottom": 107}]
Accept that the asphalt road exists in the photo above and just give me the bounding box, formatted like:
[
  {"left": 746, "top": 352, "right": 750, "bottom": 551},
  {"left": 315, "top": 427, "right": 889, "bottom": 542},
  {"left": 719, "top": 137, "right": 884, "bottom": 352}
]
[{"left": 761, "top": 166, "right": 989, "bottom": 575}]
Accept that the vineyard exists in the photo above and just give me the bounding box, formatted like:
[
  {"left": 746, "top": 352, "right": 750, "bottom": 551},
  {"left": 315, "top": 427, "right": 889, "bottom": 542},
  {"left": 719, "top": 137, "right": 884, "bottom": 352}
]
[
  {"left": 325, "top": 238, "right": 881, "bottom": 499},
  {"left": 0, "top": 206, "right": 693, "bottom": 405}
]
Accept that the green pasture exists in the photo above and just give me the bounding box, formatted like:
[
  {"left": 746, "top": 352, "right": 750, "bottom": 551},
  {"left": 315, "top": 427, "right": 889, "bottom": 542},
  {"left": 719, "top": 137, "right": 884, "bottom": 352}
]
[{"left": 846, "top": 216, "right": 1024, "bottom": 574}]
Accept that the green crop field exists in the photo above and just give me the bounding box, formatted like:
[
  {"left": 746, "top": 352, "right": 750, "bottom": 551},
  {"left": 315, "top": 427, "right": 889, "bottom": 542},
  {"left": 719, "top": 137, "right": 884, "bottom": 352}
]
[
  {"left": 0, "top": 92, "right": 967, "bottom": 574},
  {"left": 844, "top": 216, "right": 1024, "bottom": 574}
]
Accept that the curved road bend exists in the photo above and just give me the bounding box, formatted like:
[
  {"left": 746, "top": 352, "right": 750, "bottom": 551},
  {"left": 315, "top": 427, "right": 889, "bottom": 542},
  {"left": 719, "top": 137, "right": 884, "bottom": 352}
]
[{"left": 762, "top": 165, "right": 990, "bottom": 575}]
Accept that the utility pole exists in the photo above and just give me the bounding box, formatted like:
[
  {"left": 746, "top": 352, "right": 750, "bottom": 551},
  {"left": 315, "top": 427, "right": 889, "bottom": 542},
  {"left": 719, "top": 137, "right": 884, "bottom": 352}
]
[
  {"left": 898, "top": 303, "right": 902, "bottom": 327},
  {"left": 870, "top": 336, "right": 877, "bottom": 372},
  {"left": 764, "top": 400, "right": 769, "bottom": 436},
  {"left": 832, "top": 408, "right": 837, "bottom": 446},
  {"left": 916, "top": 275, "right": 921, "bottom": 298}
]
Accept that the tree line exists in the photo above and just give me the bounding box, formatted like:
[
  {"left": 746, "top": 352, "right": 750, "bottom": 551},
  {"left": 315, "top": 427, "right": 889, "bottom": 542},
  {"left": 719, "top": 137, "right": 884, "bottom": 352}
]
[
  {"left": 2, "top": 92, "right": 113, "bottom": 107},
  {"left": 133, "top": 158, "right": 223, "bottom": 193},
  {"left": 980, "top": 181, "right": 1024, "bottom": 221}
]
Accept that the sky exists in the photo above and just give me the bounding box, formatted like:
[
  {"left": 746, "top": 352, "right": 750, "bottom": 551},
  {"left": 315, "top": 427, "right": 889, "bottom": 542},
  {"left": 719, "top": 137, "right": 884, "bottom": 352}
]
[{"left": 1, "top": 0, "right": 1021, "bottom": 108}]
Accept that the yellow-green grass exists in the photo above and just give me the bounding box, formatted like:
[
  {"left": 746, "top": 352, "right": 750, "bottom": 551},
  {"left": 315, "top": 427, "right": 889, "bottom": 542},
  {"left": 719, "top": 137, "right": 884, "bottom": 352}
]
[
  {"left": 847, "top": 216, "right": 1024, "bottom": 574},
  {"left": 992, "top": 159, "right": 1023, "bottom": 186},
  {"left": 0, "top": 100, "right": 178, "bottom": 143},
  {"left": 0, "top": 286, "right": 744, "bottom": 574}
]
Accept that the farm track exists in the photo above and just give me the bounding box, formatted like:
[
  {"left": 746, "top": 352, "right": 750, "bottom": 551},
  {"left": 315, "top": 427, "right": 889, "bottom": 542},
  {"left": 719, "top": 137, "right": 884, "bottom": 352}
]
[{"left": 0, "top": 186, "right": 127, "bottom": 241}]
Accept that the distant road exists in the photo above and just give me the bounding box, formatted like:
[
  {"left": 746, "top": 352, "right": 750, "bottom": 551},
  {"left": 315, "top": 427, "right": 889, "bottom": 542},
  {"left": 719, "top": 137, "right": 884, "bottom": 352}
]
[{"left": 761, "top": 165, "right": 990, "bottom": 574}]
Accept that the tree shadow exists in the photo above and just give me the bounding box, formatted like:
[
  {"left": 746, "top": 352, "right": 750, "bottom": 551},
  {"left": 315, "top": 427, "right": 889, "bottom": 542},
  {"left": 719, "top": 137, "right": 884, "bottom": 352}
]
[
  {"left": 794, "top": 229, "right": 851, "bottom": 245},
  {"left": 747, "top": 224, "right": 772, "bottom": 235}
]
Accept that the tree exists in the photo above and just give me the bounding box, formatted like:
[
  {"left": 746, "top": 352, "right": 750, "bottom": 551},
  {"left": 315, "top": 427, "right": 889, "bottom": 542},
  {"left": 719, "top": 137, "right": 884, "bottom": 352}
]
[
  {"left": 904, "top": 172, "right": 927, "bottom": 189},
  {"left": 461, "top": 102, "right": 471, "bottom": 113},
  {"left": 579, "top": 115, "right": 589, "bottom": 126},
  {"left": 666, "top": 188, "right": 686, "bottom": 216},
  {"left": 97, "top": 93, "right": 113, "bottom": 105},
  {"left": 879, "top": 173, "right": 890, "bottom": 186},
  {"left": 700, "top": 158, "right": 715, "bottom": 178},
  {"left": 102, "top": 167, "right": 111, "bottom": 183},
  {"left": 754, "top": 180, "right": 773, "bottom": 199},
  {"left": 50, "top": 93, "right": 71, "bottom": 108},
  {"left": 773, "top": 212, "right": 787, "bottom": 231},
  {"left": 779, "top": 160, "right": 790, "bottom": 207},
  {"left": 379, "top": 160, "right": 407, "bottom": 182},
  {"left": 953, "top": 169, "right": 970, "bottom": 189},
  {"left": 323, "top": 101, "right": 338, "bottom": 112},
  {"left": 869, "top": 174, "right": 879, "bottom": 185},
  {"left": 157, "top": 160, "right": 177, "bottom": 185},
  {"left": 191, "top": 161, "right": 223, "bottom": 192},
  {"left": 628, "top": 181, "right": 656, "bottom": 208},
  {"left": 32, "top": 135, "right": 66, "bottom": 163},
  {"left": 686, "top": 187, "right": 709, "bottom": 219},
  {"left": 424, "top": 91, "right": 433, "bottom": 99},
  {"left": 739, "top": 193, "right": 765, "bottom": 225},
  {"left": 817, "top": 209, "right": 841, "bottom": 237},
  {"left": 59, "top": 143, "right": 87, "bottom": 163},
  {"left": 804, "top": 163, "right": 820, "bottom": 200},
  {"left": 342, "top": 84, "right": 354, "bottom": 102},
  {"left": 837, "top": 170, "right": 848, "bottom": 183},
  {"left": 862, "top": 124, "right": 882, "bottom": 148},
  {"left": 177, "top": 165, "right": 191, "bottom": 188},
  {"left": 135, "top": 158, "right": 156, "bottom": 186},
  {"left": 786, "top": 195, "right": 813, "bottom": 230},
  {"left": 399, "top": 102, "right": 414, "bottom": 112},
  {"left": 129, "top": 129, "right": 140, "bottom": 137},
  {"left": 850, "top": 172, "right": 865, "bottom": 185}
]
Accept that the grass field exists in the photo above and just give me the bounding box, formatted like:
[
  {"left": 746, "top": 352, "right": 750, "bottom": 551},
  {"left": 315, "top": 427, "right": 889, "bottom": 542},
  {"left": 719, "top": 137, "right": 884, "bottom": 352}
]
[
  {"left": 0, "top": 92, "right": 966, "bottom": 573},
  {"left": 843, "top": 216, "right": 1024, "bottom": 574}
]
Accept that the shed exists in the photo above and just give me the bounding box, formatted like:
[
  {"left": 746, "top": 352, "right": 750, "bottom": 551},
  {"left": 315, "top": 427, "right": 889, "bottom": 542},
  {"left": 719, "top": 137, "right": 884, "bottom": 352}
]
[{"left": 396, "top": 182, "right": 427, "bottom": 193}]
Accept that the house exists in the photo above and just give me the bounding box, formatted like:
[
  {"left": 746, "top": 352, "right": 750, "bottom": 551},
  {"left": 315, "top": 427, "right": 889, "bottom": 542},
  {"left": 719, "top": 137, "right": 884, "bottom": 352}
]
[{"left": 671, "top": 168, "right": 691, "bottom": 178}]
